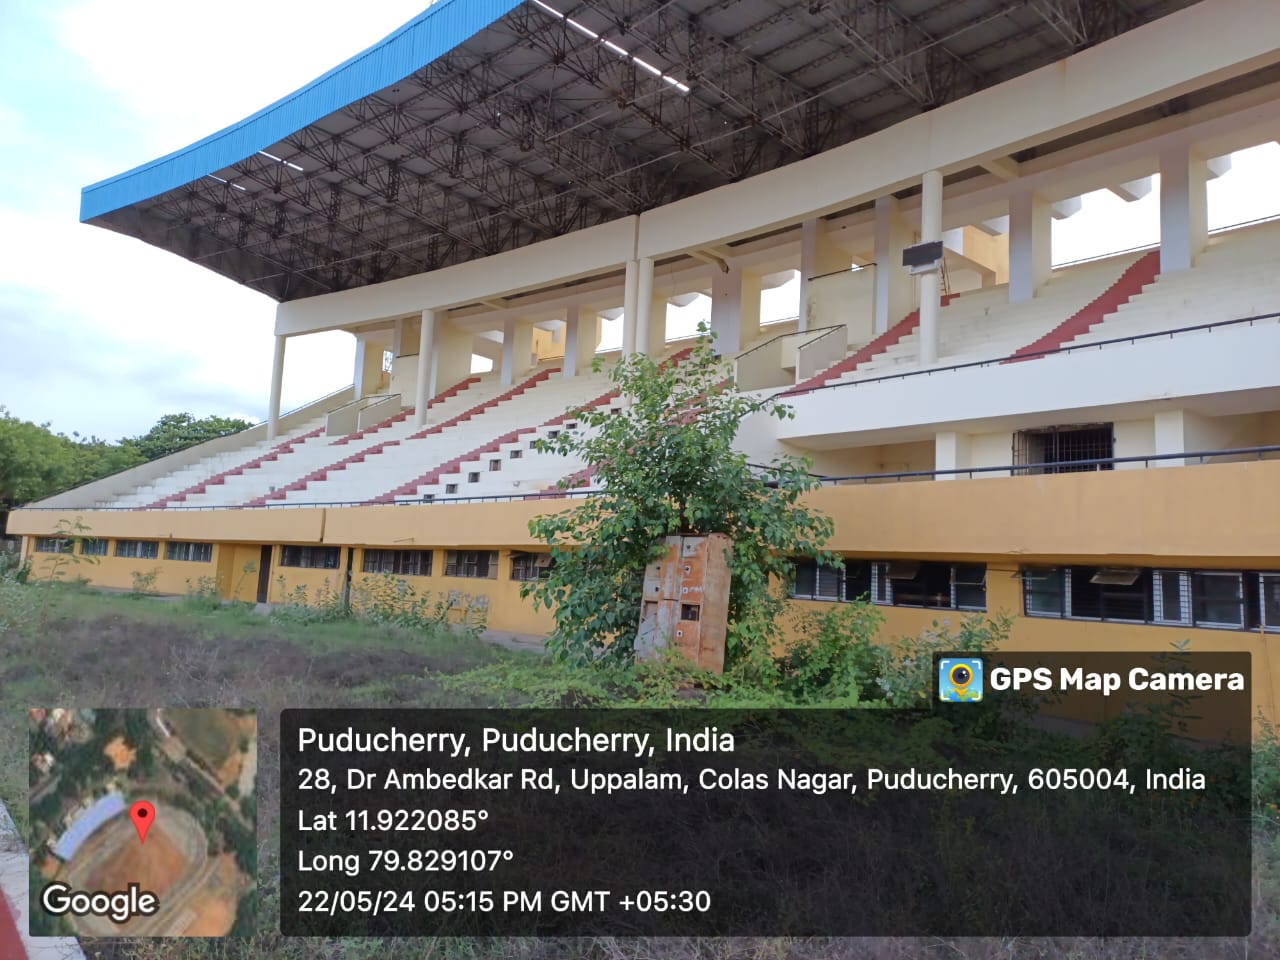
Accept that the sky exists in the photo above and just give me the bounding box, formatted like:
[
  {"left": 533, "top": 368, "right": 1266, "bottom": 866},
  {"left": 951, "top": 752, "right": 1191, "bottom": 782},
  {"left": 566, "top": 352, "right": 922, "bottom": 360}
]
[{"left": 0, "top": 1, "right": 1277, "bottom": 441}]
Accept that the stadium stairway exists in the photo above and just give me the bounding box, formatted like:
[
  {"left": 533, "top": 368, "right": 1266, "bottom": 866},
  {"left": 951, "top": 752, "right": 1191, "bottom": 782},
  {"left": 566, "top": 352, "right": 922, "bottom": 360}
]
[
  {"left": 329, "top": 376, "right": 481, "bottom": 447},
  {"left": 1056, "top": 221, "right": 1280, "bottom": 347},
  {"left": 1004, "top": 249, "right": 1160, "bottom": 361},
  {"left": 787, "top": 298, "right": 956, "bottom": 394},
  {"left": 246, "top": 365, "right": 588, "bottom": 506}
]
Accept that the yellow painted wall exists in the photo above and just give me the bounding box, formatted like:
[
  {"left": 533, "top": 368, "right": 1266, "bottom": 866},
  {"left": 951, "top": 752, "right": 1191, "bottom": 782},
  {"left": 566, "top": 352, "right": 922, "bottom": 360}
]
[{"left": 26, "top": 543, "right": 222, "bottom": 597}]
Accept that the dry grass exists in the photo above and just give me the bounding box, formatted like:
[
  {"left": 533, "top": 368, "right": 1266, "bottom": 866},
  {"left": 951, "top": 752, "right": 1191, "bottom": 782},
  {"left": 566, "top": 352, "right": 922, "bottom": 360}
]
[{"left": 2, "top": 588, "right": 1277, "bottom": 960}]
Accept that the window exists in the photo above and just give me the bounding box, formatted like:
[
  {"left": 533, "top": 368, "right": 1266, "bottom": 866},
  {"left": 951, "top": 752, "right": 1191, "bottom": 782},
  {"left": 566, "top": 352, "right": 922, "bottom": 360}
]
[
  {"left": 885, "top": 561, "right": 986, "bottom": 611},
  {"left": 115, "top": 540, "right": 159, "bottom": 559},
  {"left": 510, "top": 449, "right": 523, "bottom": 459},
  {"left": 362, "top": 549, "right": 432, "bottom": 577},
  {"left": 1014, "top": 424, "right": 1113, "bottom": 474},
  {"left": 529, "top": 440, "right": 539, "bottom": 449},
  {"left": 1153, "top": 570, "right": 1191, "bottom": 624},
  {"left": 1261, "top": 574, "right": 1280, "bottom": 631},
  {"left": 279, "top": 546, "right": 340, "bottom": 569},
  {"left": 79, "top": 539, "right": 108, "bottom": 557},
  {"left": 165, "top": 542, "right": 212, "bottom": 563},
  {"left": 789, "top": 561, "right": 844, "bottom": 601},
  {"left": 489, "top": 459, "right": 502, "bottom": 472},
  {"left": 953, "top": 564, "right": 988, "bottom": 611},
  {"left": 511, "top": 551, "right": 554, "bottom": 582},
  {"left": 1191, "top": 571, "right": 1244, "bottom": 628},
  {"left": 34, "top": 537, "right": 72, "bottom": 554},
  {"left": 1022, "top": 567, "right": 1066, "bottom": 617},
  {"left": 1068, "top": 567, "right": 1149, "bottom": 621},
  {"left": 445, "top": 484, "right": 458, "bottom": 495},
  {"left": 467, "top": 472, "right": 480, "bottom": 483},
  {"left": 445, "top": 550, "right": 497, "bottom": 579}
]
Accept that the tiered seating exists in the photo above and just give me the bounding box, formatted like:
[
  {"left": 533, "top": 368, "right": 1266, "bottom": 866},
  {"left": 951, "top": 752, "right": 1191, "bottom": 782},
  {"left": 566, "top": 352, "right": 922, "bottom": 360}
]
[
  {"left": 247, "top": 364, "right": 600, "bottom": 505},
  {"left": 845, "top": 251, "right": 1144, "bottom": 378},
  {"left": 375, "top": 385, "right": 622, "bottom": 503},
  {"left": 1005, "top": 250, "right": 1159, "bottom": 360},
  {"left": 330, "top": 376, "right": 480, "bottom": 447},
  {"left": 1060, "top": 222, "right": 1280, "bottom": 347},
  {"left": 109, "top": 417, "right": 328, "bottom": 509}
]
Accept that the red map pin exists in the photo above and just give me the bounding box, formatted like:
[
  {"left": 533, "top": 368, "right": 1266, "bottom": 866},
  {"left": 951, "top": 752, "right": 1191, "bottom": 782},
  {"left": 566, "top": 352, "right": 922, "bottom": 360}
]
[{"left": 129, "top": 801, "right": 155, "bottom": 845}]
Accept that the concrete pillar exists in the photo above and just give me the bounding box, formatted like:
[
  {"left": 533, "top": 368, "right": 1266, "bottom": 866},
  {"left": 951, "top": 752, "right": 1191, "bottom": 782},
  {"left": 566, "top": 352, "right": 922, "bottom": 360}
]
[
  {"left": 392, "top": 318, "right": 405, "bottom": 357},
  {"left": 1160, "top": 145, "right": 1210, "bottom": 273},
  {"left": 917, "top": 170, "right": 943, "bottom": 366},
  {"left": 501, "top": 318, "right": 534, "bottom": 386},
  {"left": 266, "top": 334, "right": 286, "bottom": 440},
  {"left": 800, "top": 218, "right": 848, "bottom": 331},
  {"left": 564, "top": 306, "right": 599, "bottom": 378},
  {"left": 934, "top": 431, "right": 971, "bottom": 481},
  {"left": 621, "top": 259, "right": 640, "bottom": 356},
  {"left": 1009, "top": 191, "right": 1052, "bottom": 303},
  {"left": 710, "top": 264, "right": 761, "bottom": 356},
  {"left": 413, "top": 309, "right": 434, "bottom": 427},
  {"left": 873, "top": 197, "right": 913, "bottom": 333},
  {"left": 431, "top": 319, "right": 473, "bottom": 398},
  {"left": 633, "top": 257, "right": 656, "bottom": 355}
]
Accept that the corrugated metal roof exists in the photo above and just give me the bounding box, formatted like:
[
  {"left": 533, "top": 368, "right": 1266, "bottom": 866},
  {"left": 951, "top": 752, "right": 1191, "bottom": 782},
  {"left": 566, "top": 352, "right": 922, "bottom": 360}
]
[
  {"left": 51, "top": 791, "right": 126, "bottom": 861},
  {"left": 80, "top": 0, "right": 523, "bottom": 221}
]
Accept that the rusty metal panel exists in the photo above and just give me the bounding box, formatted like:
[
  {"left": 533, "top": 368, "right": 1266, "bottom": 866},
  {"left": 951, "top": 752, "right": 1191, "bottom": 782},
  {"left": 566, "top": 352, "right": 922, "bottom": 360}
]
[{"left": 636, "top": 533, "right": 731, "bottom": 674}]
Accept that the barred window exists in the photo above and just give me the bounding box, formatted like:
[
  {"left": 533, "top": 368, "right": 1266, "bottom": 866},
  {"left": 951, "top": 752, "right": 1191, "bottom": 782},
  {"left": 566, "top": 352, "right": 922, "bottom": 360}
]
[
  {"left": 279, "top": 546, "right": 340, "bottom": 569},
  {"left": 79, "top": 539, "right": 108, "bottom": 557},
  {"left": 884, "top": 561, "right": 987, "bottom": 611},
  {"left": 1022, "top": 567, "right": 1066, "bottom": 617},
  {"left": 115, "top": 540, "right": 159, "bottom": 559},
  {"left": 510, "top": 552, "right": 554, "bottom": 582},
  {"left": 1191, "top": 571, "right": 1244, "bottom": 628},
  {"left": 165, "top": 541, "right": 212, "bottom": 563},
  {"left": 1261, "top": 574, "right": 1280, "bottom": 632},
  {"left": 1069, "top": 568, "right": 1148, "bottom": 622},
  {"left": 445, "top": 550, "right": 497, "bottom": 579},
  {"left": 34, "top": 537, "right": 72, "bottom": 554},
  {"left": 362, "top": 549, "right": 432, "bottom": 577}
]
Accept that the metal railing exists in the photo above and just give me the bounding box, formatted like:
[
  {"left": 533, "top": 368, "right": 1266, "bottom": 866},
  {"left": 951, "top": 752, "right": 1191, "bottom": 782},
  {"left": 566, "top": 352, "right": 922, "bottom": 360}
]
[
  {"left": 818, "top": 445, "right": 1280, "bottom": 485},
  {"left": 15, "top": 446, "right": 1279, "bottom": 512},
  {"left": 777, "top": 309, "right": 1280, "bottom": 398}
]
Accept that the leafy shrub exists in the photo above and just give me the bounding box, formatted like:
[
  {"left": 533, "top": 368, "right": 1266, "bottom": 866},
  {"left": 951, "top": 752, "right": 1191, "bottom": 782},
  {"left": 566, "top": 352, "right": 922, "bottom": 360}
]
[
  {"left": 182, "top": 575, "right": 223, "bottom": 612},
  {"left": 128, "top": 567, "right": 161, "bottom": 598},
  {"left": 774, "top": 601, "right": 887, "bottom": 705}
]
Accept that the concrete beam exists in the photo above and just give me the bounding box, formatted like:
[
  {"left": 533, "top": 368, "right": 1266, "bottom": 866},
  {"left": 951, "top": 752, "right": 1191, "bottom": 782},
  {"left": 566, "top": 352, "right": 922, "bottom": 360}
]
[
  {"left": 1050, "top": 196, "right": 1083, "bottom": 219},
  {"left": 980, "top": 156, "right": 1022, "bottom": 181}
]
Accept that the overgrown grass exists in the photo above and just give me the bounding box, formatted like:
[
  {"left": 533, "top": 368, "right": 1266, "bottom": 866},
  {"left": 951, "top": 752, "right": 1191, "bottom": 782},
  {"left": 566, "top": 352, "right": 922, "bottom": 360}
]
[{"left": 2, "top": 583, "right": 1278, "bottom": 959}]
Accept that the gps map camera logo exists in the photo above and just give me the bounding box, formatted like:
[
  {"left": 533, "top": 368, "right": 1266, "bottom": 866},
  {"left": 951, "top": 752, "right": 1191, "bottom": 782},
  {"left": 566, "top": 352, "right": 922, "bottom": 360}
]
[{"left": 938, "top": 657, "right": 984, "bottom": 703}]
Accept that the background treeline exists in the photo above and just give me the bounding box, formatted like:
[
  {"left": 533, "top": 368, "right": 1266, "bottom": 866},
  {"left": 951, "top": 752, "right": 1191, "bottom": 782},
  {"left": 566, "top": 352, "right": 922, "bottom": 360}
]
[{"left": 0, "top": 407, "right": 251, "bottom": 532}]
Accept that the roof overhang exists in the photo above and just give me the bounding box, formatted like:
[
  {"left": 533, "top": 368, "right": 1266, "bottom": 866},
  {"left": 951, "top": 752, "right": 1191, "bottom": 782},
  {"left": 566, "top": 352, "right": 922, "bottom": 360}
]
[{"left": 82, "top": 0, "right": 1206, "bottom": 302}]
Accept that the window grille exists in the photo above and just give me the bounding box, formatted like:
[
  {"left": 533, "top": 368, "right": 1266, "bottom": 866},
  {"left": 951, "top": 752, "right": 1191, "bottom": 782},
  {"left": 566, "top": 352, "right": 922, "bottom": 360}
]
[
  {"left": 165, "top": 542, "right": 212, "bottom": 562},
  {"left": 79, "top": 539, "right": 108, "bottom": 557},
  {"left": 511, "top": 552, "right": 554, "bottom": 582},
  {"left": 34, "top": 537, "right": 72, "bottom": 554},
  {"left": 1191, "top": 571, "right": 1244, "bottom": 628},
  {"left": 1261, "top": 574, "right": 1280, "bottom": 632},
  {"left": 445, "top": 550, "right": 497, "bottom": 579},
  {"left": 115, "top": 540, "right": 159, "bottom": 559},
  {"left": 1013, "top": 424, "right": 1114, "bottom": 474},
  {"left": 280, "top": 546, "right": 340, "bottom": 569},
  {"left": 362, "top": 549, "right": 432, "bottom": 577}
]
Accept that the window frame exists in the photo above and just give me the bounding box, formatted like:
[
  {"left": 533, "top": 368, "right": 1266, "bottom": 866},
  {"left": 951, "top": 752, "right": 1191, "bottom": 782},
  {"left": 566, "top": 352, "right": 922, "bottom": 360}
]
[
  {"left": 444, "top": 550, "right": 498, "bottom": 579},
  {"left": 279, "top": 545, "right": 341, "bottom": 570},
  {"left": 361, "top": 549, "right": 432, "bottom": 577},
  {"left": 114, "top": 539, "right": 159, "bottom": 560},
  {"left": 165, "top": 541, "right": 212, "bottom": 563}
]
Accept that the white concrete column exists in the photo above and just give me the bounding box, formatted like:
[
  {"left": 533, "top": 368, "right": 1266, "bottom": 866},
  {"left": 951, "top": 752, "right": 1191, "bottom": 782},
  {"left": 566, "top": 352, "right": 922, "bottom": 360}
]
[
  {"left": 800, "top": 218, "right": 848, "bottom": 331},
  {"left": 500, "top": 318, "right": 534, "bottom": 386},
  {"left": 934, "top": 431, "right": 971, "bottom": 481},
  {"left": 1008, "top": 191, "right": 1052, "bottom": 303},
  {"left": 352, "top": 339, "right": 368, "bottom": 400},
  {"left": 709, "top": 264, "right": 761, "bottom": 356},
  {"left": 413, "top": 309, "right": 434, "bottom": 427},
  {"left": 621, "top": 259, "right": 640, "bottom": 356},
  {"left": 392, "top": 318, "right": 404, "bottom": 357},
  {"left": 266, "top": 334, "right": 286, "bottom": 440},
  {"left": 873, "top": 197, "right": 913, "bottom": 333},
  {"left": 1160, "top": 144, "right": 1210, "bottom": 273},
  {"left": 564, "top": 306, "right": 599, "bottom": 378},
  {"left": 917, "top": 170, "right": 943, "bottom": 366},
  {"left": 633, "top": 257, "right": 655, "bottom": 355}
]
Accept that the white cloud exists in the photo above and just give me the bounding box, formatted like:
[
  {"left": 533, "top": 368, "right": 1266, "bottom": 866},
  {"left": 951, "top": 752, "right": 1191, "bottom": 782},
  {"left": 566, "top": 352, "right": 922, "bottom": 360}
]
[{"left": 55, "top": 0, "right": 438, "bottom": 171}]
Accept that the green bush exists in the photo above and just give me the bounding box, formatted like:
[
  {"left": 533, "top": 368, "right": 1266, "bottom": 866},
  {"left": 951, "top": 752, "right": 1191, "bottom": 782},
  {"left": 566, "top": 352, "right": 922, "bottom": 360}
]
[
  {"left": 128, "top": 566, "right": 161, "bottom": 598},
  {"left": 182, "top": 575, "right": 223, "bottom": 612}
]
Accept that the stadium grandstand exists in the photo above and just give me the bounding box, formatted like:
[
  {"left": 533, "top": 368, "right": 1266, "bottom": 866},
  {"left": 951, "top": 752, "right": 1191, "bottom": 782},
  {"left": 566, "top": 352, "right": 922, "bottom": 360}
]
[{"left": 10, "top": 0, "right": 1280, "bottom": 721}]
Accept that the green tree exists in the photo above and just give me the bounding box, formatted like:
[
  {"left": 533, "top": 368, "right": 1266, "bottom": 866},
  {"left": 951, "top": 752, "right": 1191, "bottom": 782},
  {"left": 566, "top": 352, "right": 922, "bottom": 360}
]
[
  {"left": 122, "top": 412, "right": 252, "bottom": 461},
  {"left": 525, "top": 329, "right": 836, "bottom": 678}
]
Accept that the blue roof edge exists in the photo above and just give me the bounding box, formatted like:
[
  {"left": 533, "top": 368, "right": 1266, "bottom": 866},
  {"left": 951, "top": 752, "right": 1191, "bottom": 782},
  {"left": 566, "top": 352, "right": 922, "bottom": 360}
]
[{"left": 80, "top": 0, "right": 525, "bottom": 222}]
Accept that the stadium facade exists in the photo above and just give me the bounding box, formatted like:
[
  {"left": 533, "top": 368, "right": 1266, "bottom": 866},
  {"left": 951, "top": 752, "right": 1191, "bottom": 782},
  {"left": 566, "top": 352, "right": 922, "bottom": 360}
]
[{"left": 11, "top": 0, "right": 1280, "bottom": 719}]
